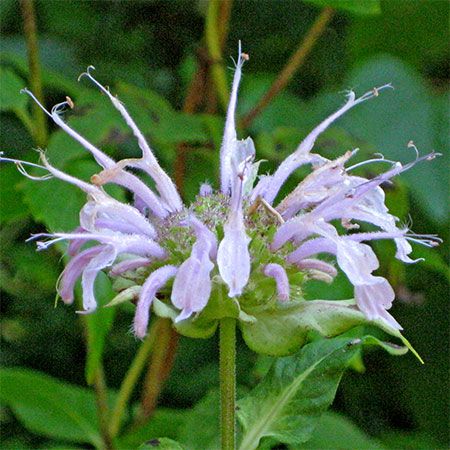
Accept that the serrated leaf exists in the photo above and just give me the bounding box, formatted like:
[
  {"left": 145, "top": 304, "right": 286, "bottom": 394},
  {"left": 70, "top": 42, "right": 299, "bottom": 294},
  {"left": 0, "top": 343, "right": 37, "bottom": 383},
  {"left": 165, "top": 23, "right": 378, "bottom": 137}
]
[
  {"left": 0, "top": 368, "right": 102, "bottom": 447},
  {"left": 236, "top": 335, "right": 391, "bottom": 449},
  {"left": 303, "top": 0, "right": 381, "bottom": 16}
]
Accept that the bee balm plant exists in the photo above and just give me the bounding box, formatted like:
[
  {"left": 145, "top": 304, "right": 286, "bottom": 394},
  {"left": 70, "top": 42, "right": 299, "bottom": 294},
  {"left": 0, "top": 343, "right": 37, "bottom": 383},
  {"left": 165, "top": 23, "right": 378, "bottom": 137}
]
[{"left": 2, "top": 45, "right": 440, "bottom": 450}]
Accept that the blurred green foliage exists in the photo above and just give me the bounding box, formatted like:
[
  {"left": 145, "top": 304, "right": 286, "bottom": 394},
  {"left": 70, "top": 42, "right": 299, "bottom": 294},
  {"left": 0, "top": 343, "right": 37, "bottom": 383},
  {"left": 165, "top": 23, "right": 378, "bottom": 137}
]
[{"left": 0, "top": 0, "right": 448, "bottom": 448}]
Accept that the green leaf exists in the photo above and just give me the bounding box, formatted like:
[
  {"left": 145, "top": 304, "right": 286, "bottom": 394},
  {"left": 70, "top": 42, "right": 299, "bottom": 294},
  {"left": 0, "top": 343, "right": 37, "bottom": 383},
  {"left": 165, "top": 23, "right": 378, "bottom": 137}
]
[
  {"left": 177, "top": 390, "right": 220, "bottom": 450},
  {"left": 303, "top": 0, "right": 381, "bottom": 16},
  {"left": 341, "top": 55, "right": 447, "bottom": 222},
  {"left": 118, "top": 409, "right": 187, "bottom": 449},
  {"left": 0, "top": 165, "right": 29, "bottom": 224},
  {"left": 21, "top": 159, "right": 108, "bottom": 231},
  {"left": 240, "top": 299, "right": 399, "bottom": 356},
  {"left": 1, "top": 51, "right": 82, "bottom": 95},
  {"left": 348, "top": 1, "right": 448, "bottom": 75},
  {"left": 21, "top": 170, "right": 86, "bottom": 232},
  {"left": 84, "top": 272, "right": 116, "bottom": 385},
  {"left": 138, "top": 438, "right": 185, "bottom": 449},
  {"left": 0, "top": 242, "right": 59, "bottom": 298},
  {"left": 106, "top": 285, "right": 141, "bottom": 307},
  {"left": 236, "top": 335, "right": 390, "bottom": 449},
  {"left": 294, "top": 411, "right": 385, "bottom": 449},
  {"left": 155, "top": 113, "right": 208, "bottom": 144},
  {"left": 0, "top": 67, "right": 28, "bottom": 112},
  {"left": 379, "top": 430, "right": 443, "bottom": 450},
  {"left": 153, "top": 289, "right": 241, "bottom": 340},
  {"left": 0, "top": 368, "right": 102, "bottom": 447}
]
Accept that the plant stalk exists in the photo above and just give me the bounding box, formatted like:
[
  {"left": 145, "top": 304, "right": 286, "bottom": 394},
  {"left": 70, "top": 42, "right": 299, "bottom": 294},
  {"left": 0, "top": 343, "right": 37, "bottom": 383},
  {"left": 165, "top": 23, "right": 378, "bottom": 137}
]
[
  {"left": 220, "top": 317, "right": 237, "bottom": 450},
  {"left": 109, "top": 319, "right": 158, "bottom": 438},
  {"left": 174, "top": 51, "right": 208, "bottom": 192},
  {"left": 241, "top": 7, "right": 334, "bottom": 128},
  {"left": 205, "top": 0, "right": 230, "bottom": 111},
  {"left": 93, "top": 366, "right": 115, "bottom": 450},
  {"left": 140, "top": 318, "right": 179, "bottom": 419},
  {"left": 20, "top": 0, "right": 48, "bottom": 147}
]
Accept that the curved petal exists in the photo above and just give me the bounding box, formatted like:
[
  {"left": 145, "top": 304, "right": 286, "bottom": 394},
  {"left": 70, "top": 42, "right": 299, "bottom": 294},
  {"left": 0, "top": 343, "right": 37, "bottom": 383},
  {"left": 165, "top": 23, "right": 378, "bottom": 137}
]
[
  {"left": 133, "top": 265, "right": 178, "bottom": 338},
  {"left": 171, "top": 239, "right": 214, "bottom": 322},
  {"left": 80, "top": 245, "right": 117, "bottom": 313},
  {"left": 58, "top": 246, "right": 103, "bottom": 303},
  {"left": 355, "top": 277, "right": 402, "bottom": 330},
  {"left": 220, "top": 43, "right": 246, "bottom": 194},
  {"left": 294, "top": 258, "right": 337, "bottom": 278},
  {"left": 110, "top": 257, "right": 152, "bottom": 276},
  {"left": 336, "top": 240, "right": 379, "bottom": 286},
  {"left": 263, "top": 263, "right": 290, "bottom": 302},
  {"left": 217, "top": 213, "right": 251, "bottom": 297}
]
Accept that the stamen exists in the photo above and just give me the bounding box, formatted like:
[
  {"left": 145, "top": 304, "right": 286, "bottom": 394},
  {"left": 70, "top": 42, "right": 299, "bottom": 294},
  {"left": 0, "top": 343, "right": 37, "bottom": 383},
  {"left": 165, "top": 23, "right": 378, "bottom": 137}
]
[
  {"left": 78, "top": 65, "right": 111, "bottom": 98},
  {"left": 356, "top": 83, "right": 394, "bottom": 103},
  {"left": 66, "top": 96, "right": 75, "bottom": 109},
  {"left": 407, "top": 140, "right": 420, "bottom": 159},
  {"left": 0, "top": 154, "right": 53, "bottom": 180},
  {"left": 405, "top": 233, "right": 442, "bottom": 247},
  {"left": 248, "top": 196, "right": 284, "bottom": 224},
  {"left": 346, "top": 153, "right": 397, "bottom": 172},
  {"left": 20, "top": 88, "right": 52, "bottom": 118},
  {"left": 51, "top": 101, "right": 71, "bottom": 116}
]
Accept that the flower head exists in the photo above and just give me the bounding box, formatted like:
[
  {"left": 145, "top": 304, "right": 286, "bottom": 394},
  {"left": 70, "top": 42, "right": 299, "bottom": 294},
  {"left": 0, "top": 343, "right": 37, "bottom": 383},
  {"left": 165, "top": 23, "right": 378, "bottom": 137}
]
[{"left": 3, "top": 46, "right": 441, "bottom": 340}]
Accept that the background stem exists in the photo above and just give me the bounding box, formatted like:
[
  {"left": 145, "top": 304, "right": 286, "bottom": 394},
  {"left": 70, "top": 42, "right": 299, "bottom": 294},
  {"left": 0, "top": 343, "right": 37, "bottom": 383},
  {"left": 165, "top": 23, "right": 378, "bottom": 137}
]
[
  {"left": 139, "top": 318, "right": 179, "bottom": 419},
  {"left": 174, "top": 50, "right": 208, "bottom": 193},
  {"left": 20, "top": 0, "right": 48, "bottom": 147},
  {"left": 241, "top": 7, "right": 334, "bottom": 128},
  {"left": 93, "top": 366, "right": 114, "bottom": 450},
  {"left": 206, "top": 0, "right": 230, "bottom": 111},
  {"left": 220, "top": 317, "right": 237, "bottom": 450},
  {"left": 109, "top": 322, "right": 157, "bottom": 438}
]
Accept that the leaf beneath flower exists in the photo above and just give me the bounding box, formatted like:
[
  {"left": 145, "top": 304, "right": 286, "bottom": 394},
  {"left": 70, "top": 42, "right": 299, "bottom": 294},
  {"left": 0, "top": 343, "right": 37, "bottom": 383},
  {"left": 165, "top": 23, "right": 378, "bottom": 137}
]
[{"left": 237, "top": 335, "right": 399, "bottom": 450}]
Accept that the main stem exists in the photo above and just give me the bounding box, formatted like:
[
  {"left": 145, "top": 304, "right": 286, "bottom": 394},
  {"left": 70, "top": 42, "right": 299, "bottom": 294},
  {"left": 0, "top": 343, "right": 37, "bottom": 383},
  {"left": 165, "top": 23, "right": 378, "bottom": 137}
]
[{"left": 219, "top": 317, "right": 237, "bottom": 450}]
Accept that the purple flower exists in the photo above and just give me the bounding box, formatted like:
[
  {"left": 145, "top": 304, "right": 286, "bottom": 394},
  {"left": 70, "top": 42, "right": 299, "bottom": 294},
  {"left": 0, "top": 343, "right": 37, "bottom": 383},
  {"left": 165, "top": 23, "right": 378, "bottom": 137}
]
[{"left": 3, "top": 45, "right": 441, "bottom": 336}]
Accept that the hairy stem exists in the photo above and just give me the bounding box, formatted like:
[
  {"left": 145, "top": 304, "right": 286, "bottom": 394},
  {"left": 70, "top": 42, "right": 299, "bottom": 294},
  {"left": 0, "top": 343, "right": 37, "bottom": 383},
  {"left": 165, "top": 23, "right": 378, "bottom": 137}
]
[
  {"left": 93, "top": 366, "right": 114, "bottom": 450},
  {"left": 220, "top": 317, "right": 237, "bottom": 450},
  {"left": 20, "top": 0, "right": 48, "bottom": 147},
  {"left": 140, "top": 318, "right": 179, "bottom": 419},
  {"left": 206, "top": 0, "right": 230, "bottom": 111},
  {"left": 109, "top": 320, "right": 157, "bottom": 438},
  {"left": 241, "top": 7, "right": 334, "bottom": 128}
]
